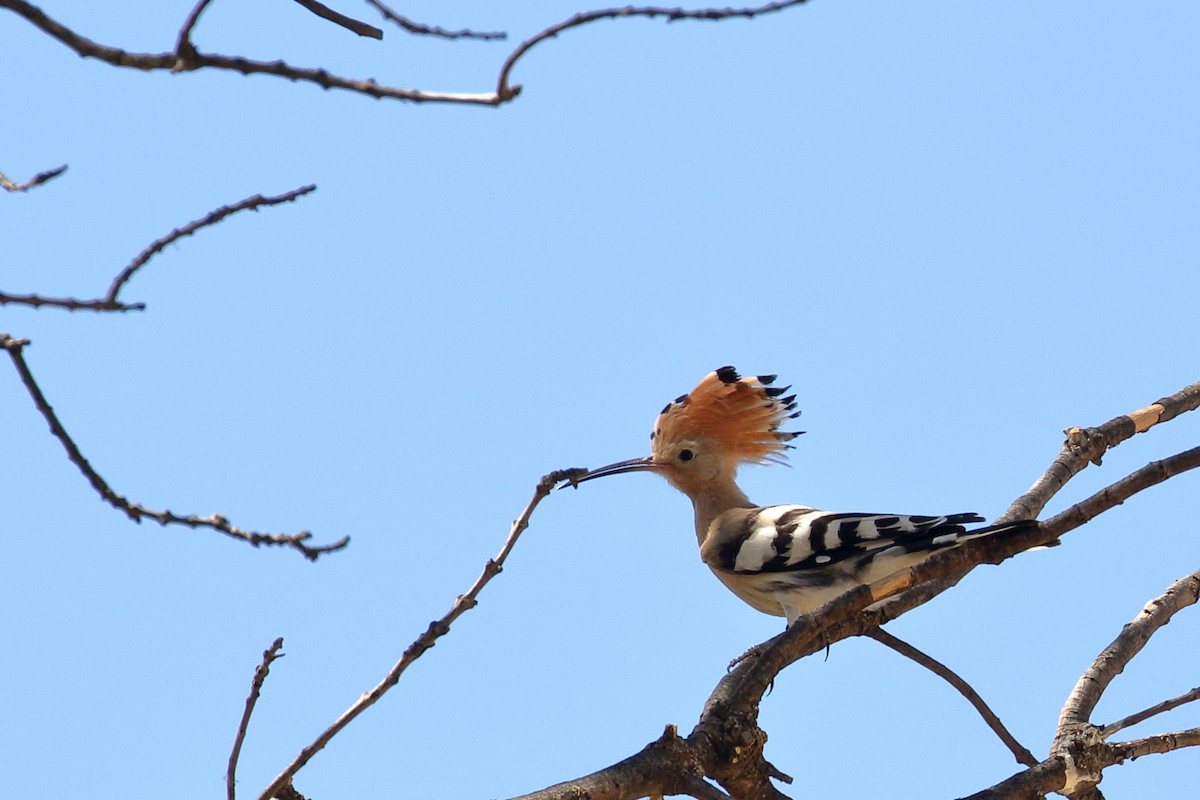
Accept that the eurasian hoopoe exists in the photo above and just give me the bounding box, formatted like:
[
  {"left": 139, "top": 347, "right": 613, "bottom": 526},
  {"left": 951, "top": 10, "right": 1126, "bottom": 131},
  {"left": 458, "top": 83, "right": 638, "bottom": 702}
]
[{"left": 576, "top": 366, "right": 1032, "bottom": 625}]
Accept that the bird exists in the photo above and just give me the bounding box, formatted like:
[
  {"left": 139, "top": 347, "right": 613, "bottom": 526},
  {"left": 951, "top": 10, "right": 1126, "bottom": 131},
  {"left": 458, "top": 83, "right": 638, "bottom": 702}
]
[{"left": 574, "top": 366, "right": 1034, "bottom": 625}]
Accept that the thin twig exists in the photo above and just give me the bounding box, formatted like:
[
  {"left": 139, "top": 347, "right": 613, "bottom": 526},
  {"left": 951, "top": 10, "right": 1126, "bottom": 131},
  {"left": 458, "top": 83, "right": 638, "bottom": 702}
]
[
  {"left": 362, "top": 0, "right": 503, "bottom": 40},
  {"left": 0, "top": 334, "right": 348, "bottom": 560},
  {"left": 867, "top": 629, "right": 1038, "bottom": 767},
  {"left": 174, "top": 0, "right": 214, "bottom": 65},
  {"left": 255, "top": 468, "right": 586, "bottom": 800},
  {"left": 105, "top": 184, "right": 316, "bottom": 306},
  {"left": 0, "top": 163, "right": 68, "bottom": 192},
  {"left": 495, "top": 1, "right": 814, "bottom": 101},
  {"left": 1102, "top": 686, "right": 1200, "bottom": 738},
  {"left": 0, "top": 185, "right": 316, "bottom": 313},
  {"left": 292, "top": 0, "right": 382, "bottom": 39},
  {"left": 228, "top": 638, "right": 286, "bottom": 800}
]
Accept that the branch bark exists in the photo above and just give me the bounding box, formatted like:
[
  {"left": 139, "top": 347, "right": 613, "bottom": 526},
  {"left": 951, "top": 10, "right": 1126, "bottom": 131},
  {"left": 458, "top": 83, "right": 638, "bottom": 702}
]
[
  {"left": 2, "top": 0, "right": 815, "bottom": 106},
  {"left": 998, "top": 380, "right": 1200, "bottom": 524}
]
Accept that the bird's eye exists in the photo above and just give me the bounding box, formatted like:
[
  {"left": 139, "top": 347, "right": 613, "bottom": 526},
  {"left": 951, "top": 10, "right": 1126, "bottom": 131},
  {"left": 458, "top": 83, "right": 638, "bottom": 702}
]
[{"left": 678, "top": 449, "right": 695, "bottom": 462}]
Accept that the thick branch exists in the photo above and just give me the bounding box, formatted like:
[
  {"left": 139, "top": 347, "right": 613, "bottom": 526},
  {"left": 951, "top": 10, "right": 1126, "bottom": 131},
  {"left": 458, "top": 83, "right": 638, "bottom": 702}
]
[
  {"left": 1109, "top": 728, "right": 1200, "bottom": 760},
  {"left": 875, "top": 445, "right": 1200, "bottom": 625},
  {"left": 965, "top": 570, "right": 1200, "bottom": 800},
  {"left": 998, "top": 380, "right": 1200, "bottom": 524},
  {"left": 509, "top": 725, "right": 729, "bottom": 800},
  {"left": 255, "top": 468, "right": 585, "bottom": 800},
  {"left": 0, "top": 0, "right": 504, "bottom": 104},
  {"left": 173, "top": 0, "right": 213, "bottom": 64},
  {"left": 1057, "top": 571, "right": 1200, "bottom": 733},
  {"left": 1, "top": 334, "right": 347, "bottom": 560},
  {"left": 956, "top": 758, "right": 1068, "bottom": 800}
]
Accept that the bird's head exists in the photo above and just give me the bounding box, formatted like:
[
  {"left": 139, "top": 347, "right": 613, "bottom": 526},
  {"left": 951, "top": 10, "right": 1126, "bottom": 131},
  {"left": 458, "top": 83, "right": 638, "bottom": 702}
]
[{"left": 576, "top": 366, "right": 803, "bottom": 499}]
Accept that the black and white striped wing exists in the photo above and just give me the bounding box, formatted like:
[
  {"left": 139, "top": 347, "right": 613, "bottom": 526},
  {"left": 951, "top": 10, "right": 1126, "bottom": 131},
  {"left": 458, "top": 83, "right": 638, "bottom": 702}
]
[{"left": 706, "top": 505, "right": 986, "bottom": 575}]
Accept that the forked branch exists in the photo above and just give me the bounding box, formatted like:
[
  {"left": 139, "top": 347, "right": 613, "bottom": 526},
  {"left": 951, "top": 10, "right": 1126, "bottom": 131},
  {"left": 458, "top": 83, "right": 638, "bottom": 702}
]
[
  {"left": 0, "top": 184, "right": 315, "bottom": 313},
  {"left": 963, "top": 569, "right": 1200, "bottom": 800},
  {"left": 2, "top": 0, "right": 813, "bottom": 106}
]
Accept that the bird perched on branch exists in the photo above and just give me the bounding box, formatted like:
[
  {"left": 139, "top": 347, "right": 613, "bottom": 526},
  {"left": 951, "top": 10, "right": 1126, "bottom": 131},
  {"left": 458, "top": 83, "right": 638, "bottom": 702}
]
[{"left": 575, "top": 366, "right": 1032, "bottom": 625}]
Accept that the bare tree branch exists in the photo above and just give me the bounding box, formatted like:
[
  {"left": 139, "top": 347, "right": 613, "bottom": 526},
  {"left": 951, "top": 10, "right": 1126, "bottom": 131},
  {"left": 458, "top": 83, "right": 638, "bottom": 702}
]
[
  {"left": 0, "top": 0, "right": 502, "bottom": 104},
  {"left": 1055, "top": 570, "right": 1200, "bottom": 738},
  {"left": 877, "top": 380, "right": 1200, "bottom": 623},
  {"left": 0, "top": 334, "right": 348, "bottom": 560},
  {"left": 0, "top": 184, "right": 315, "bottom": 313},
  {"left": 495, "top": 1, "right": 814, "bottom": 101},
  {"left": 106, "top": 184, "right": 316, "bottom": 308},
  {"left": 2, "top": 0, "right": 815, "bottom": 106},
  {"left": 999, "top": 380, "right": 1200, "bottom": 524},
  {"left": 362, "top": 0, "right": 505, "bottom": 41},
  {"left": 960, "top": 570, "right": 1200, "bottom": 800},
  {"left": 959, "top": 727, "right": 1200, "bottom": 800},
  {"left": 0, "top": 291, "right": 145, "bottom": 312},
  {"left": 0, "top": 163, "right": 67, "bottom": 192},
  {"left": 1102, "top": 686, "right": 1200, "bottom": 738},
  {"left": 228, "top": 638, "right": 286, "bottom": 800},
  {"left": 956, "top": 758, "right": 1068, "bottom": 800},
  {"left": 292, "top": 0, "right": 382, "bottom": 40},
  {"left": 866, "top": 628, "right": 1038, "bottom": 768},
  {"left": 254, "top": 468, "right": 586, "bottom": 800}
]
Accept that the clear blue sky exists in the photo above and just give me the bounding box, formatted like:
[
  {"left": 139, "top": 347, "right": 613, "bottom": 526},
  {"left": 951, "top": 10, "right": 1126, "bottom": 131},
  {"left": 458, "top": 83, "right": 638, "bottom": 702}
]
[{"left": 3, "top": 2, "right": 1199, "bottom": 798}]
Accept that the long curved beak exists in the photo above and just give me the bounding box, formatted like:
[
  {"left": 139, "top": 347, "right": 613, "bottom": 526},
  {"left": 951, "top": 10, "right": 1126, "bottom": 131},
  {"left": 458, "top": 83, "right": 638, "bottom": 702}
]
[{"left": 571, "top": 456, "right": 660, "bottom": 485}]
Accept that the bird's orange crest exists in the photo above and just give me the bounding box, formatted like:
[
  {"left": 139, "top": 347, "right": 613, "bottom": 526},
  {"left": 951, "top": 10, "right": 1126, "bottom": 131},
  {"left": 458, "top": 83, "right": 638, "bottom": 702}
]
[{"left": 651, "top": 366, "right": 802, "bottom": 466}]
